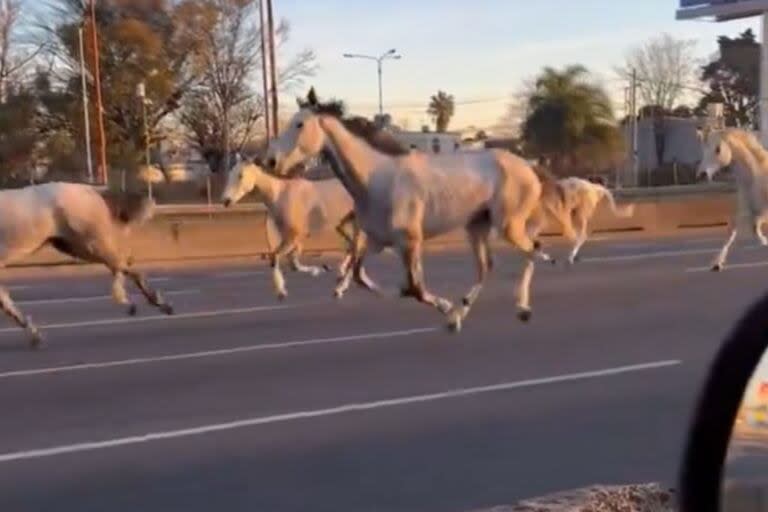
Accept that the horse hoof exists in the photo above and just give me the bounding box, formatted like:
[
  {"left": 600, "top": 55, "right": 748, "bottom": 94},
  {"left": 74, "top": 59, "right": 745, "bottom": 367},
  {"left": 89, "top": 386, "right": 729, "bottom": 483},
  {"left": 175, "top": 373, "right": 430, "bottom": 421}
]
[
  {"left": 549, "top": 259, "right": 558, "bottom": 266},
  {"left": 711, "top": 264, "right": 724, "bottom": 272},
  {"left": 277, "top": 291, "right": 288, "bottom": 301},
  {"left": 323, "top": 264, "right": 333, "bottom": 272},
  {"left": 517, "top": 309, "right": 532, "bottom": 323},
  {"left": 127, "top": 304, "right": 138, "bottom": 316},
  {"left": 446, "top": 311, "right": 463, "bottom": 333},
  {"left": 29, "top": 332, "right": 44, "bottom": 351},
  {"left": 160, "top": 303, "right": 174, "bottom": 315},
  {"left": 333, "top": 289, "right": 344, "bottom": 300}
]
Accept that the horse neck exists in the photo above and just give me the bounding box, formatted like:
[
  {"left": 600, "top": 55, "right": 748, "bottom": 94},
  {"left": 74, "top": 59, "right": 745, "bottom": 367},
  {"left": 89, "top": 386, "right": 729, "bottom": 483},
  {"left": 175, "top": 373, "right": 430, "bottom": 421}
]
[
  {"left": 729, "top": 140, "right": 765, "bottom": 186},
  {"left": 319, "top": 116, "right": 382, "bottom": 198},
  {"left": 249, "top": 166, "right": 283, "bottom": 205}
]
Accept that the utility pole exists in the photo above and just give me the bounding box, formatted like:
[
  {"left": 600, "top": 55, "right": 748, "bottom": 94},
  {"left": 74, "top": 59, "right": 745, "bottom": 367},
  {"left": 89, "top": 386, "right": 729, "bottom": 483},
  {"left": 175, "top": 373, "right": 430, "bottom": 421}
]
[
  {"left": 78, "top": 27, "right": 93, "bottom": 183},
  {"left": 265, "top": 0, "right": 278, "bottom": 137},
  {"left": 89, "top": 0, "right": 108, "bottom": 186},
  {"left": 259, "top": 0, "right": 271, "bottom": 142}
]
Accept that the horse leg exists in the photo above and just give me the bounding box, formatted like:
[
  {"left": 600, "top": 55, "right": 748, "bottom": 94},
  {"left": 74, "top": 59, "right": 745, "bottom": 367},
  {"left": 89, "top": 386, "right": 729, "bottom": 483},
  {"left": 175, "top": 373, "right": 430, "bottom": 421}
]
[
  {"left": 399, "top": 241, "right": 453, "bottom": 315},
  {"left": 111, "top": 269, "right": 137, "bottom": 315},
  {"left": 0, "top": 286, "right": 42, "bottom": 349},
  {"left": 350, "top": 233, "right": 380, "bottom": 295},
  {"left": 49, "top": 234, "right": 145, "bottom": 316},
  {"left": 289, "top": 242, "right": 325, "bottom": 277},
  {"left": 124, "top": 268, "right": 174, "bottom": 315},
  {"left": 446, "top": 223, "right": 492, "bottom": 332},
  {"left": 527, "top": 209, "right": 556, "bottom": 266},
  {"left": 503, "top": 219, "right": 537, "bottom": 322},
  {"left": 754, "top": 218, "right": 768, "bottom": 246},
  {"left": 335, "top": 213, "right": 356, "bottom": 278},
  {"left": 568, "top": 209, "right": 589, "bottom": 265},
  {"left": 270, "top": 236, "right": 297, "bottom": 300},
  {"left": 712, "top": 225, "right": 738, "bottom": 272},
  {"left": 334, "top": 229, "right": 380, "bottom": 298}
]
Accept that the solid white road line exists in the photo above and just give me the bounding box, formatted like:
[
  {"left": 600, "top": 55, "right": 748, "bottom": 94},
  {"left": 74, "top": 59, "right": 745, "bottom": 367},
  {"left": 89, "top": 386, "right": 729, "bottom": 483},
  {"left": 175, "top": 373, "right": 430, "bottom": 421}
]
[
  {"left": 580, "top": 246, "right": 740, "bottom": 264},
  {"left": 0, "top": 327, "right": 438, "bottom": 379},
  {"left": 0, "top": 302, "right": 311, "bottom": 335},
  {"left": 211, "top": 270, "right": 266, "bottom": 279},
  {"left": 16, "top": 289, "right": 200, "bottom": 306},
  {"left": 0, "top": 359, "right": 680, "bottom": 463}
]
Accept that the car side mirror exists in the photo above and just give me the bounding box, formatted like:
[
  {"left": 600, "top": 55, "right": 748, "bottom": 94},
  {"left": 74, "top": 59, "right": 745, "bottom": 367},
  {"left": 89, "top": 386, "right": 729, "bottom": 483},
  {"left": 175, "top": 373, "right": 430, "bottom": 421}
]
[{"left": 680, "top": 292, "right": 768, "bottom": 511}]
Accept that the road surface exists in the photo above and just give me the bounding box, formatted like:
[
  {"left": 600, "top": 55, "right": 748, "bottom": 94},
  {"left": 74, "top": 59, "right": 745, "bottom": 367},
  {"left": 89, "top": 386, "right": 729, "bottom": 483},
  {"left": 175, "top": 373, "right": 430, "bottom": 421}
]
[{"left": 0, "top": 233, "right": 765, "bottom": 511}]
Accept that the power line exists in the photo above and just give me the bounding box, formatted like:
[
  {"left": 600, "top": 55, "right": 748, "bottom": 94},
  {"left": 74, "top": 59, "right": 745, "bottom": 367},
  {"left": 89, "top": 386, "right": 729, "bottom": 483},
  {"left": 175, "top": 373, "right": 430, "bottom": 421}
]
[{"left": 347, "top": 96, "right": 510, "bottom": 110}]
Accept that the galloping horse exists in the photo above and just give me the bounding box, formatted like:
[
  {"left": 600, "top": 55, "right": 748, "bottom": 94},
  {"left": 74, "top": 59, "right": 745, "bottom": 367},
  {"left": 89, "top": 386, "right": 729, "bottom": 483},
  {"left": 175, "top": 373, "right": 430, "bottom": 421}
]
[
  {"left": 698, "top": 128, "right": 768, "bottom": 271},
  {"left": 264, "top": 99, "right": 559, "bottom": 332},
  {"left": 0, "top": 182, "right": 173, "bottom": 348},
  {"left": 221, "top": 157, "right": 378, "bottom": 299},
  {"left": 531, "top": 176, "right": 635, "bottom": 264}
]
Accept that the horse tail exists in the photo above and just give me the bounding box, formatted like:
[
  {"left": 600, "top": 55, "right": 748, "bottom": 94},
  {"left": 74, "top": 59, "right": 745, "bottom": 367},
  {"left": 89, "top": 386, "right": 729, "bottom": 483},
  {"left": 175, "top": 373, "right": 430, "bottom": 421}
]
[
  {"left": 99, "top": 190, "right": 156, "bottom": 227},
  {"left": 596, "top": 184, "right": 634, "bottom": 218}
]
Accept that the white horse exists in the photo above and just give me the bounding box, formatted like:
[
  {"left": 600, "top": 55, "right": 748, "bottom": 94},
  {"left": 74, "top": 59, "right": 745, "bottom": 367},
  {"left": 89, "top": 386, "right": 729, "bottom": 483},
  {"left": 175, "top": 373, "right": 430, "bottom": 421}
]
[
  {"left": 698, "top": 128, "right": 768, "bottom": 271},
  {"left": 264, "top": 105, "right": 555, "bottom": 332},
  {"left": 0, "top": 182, "right": 174, "bottom": 348},
  {"left": 221, "top": 157, "right": 378, "bottom": 299},
  {"left": 531, "top": 176, "right": 635, "bottom": 264}
]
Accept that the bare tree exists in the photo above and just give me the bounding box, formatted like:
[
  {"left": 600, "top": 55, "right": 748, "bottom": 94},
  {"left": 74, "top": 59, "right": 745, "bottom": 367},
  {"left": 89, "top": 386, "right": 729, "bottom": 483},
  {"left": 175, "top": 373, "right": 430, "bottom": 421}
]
[
  {"left": 616, "top": 33, "right": 698, "bottom": 111},
  {"left": 0, "top": 0, "right": 43, "bottom": 103},
  {"left": 179, "top": 0, "right": 316, "bottom": 172}
]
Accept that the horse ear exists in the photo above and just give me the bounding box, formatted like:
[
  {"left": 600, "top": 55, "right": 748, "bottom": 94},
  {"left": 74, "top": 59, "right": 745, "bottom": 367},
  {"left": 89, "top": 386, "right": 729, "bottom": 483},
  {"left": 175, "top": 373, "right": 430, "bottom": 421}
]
[{"left": 307, "top": 87, "right": 318, "bottom": 106}]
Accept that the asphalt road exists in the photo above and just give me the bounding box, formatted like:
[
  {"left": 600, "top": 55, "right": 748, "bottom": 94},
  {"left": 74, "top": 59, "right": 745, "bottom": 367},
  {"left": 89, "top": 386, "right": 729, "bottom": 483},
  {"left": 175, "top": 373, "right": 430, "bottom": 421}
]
[{"left": 0, "top": 232, "right": 766, "bottom": 512}]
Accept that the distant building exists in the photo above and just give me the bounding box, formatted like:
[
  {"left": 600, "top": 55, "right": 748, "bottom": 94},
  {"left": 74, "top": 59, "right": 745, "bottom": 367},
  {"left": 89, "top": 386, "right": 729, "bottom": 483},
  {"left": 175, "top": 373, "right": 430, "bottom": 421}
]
[{"left": 392, "top": 131, "right": 462, "bottom": 153}]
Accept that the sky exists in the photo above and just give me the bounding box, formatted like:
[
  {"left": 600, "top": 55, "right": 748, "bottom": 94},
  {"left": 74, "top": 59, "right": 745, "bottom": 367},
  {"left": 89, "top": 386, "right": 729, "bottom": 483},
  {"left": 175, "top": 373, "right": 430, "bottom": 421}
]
[{"left": 274, "top": 0, "right": 760, "bottom": 131}]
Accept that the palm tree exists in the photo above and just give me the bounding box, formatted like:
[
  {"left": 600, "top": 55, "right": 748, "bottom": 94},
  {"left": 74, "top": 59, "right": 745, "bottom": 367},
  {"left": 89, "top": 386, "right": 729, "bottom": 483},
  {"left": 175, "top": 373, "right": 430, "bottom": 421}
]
[
  {"left": 522, "top": 65, "right": 622, "bottom": 174},
  {"left": 427, "top": 90, "right": 455, "bottom": 132}
]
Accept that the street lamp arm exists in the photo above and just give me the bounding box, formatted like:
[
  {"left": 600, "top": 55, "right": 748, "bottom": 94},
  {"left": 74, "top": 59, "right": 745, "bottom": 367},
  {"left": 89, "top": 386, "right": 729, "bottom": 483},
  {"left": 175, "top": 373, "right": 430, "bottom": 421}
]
[
  {"left": 344, "top": 48, "right": 403, "bottom": 117},
  {"left": 343, "top": 53, "right": 378, "bottom": 61}
]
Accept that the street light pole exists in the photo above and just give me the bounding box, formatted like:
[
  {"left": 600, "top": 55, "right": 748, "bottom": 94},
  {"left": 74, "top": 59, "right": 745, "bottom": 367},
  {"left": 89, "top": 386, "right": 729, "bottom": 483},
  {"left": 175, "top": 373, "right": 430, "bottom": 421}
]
[
  {"left": 377, "top": 59, "right": 383, "bottom": 117},
  {"left": 343, "top": 49, "right": 401, "bottom": 117}
]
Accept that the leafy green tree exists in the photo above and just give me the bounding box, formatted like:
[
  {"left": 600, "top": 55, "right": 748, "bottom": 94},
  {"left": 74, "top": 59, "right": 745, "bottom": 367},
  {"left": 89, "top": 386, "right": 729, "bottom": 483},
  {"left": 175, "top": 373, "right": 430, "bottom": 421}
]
[
  {"left": 698, "top": 29, "right": 759, "bottom": 128},
  {"left": 522, "top": 65, "right": 623, "bottom": 175},
  {"left": 43, "top": 0, "right": 206, "bottom": 174}
]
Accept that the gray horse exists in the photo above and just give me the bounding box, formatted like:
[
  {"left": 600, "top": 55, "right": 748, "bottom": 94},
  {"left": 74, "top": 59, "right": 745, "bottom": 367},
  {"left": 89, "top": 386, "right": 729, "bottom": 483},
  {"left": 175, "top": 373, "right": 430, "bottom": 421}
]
[{"left": 0, "top": 182, "right": 173, "bottom": 348}]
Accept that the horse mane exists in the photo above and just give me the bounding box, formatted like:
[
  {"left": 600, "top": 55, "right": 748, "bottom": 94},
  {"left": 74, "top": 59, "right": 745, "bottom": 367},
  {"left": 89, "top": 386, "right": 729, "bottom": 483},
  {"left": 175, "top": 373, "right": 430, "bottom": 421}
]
[
  {"left": 723, "top": 128, "right": 768, "bottom": 168},
  {"left": 339, "top": 117, "right": 410, "bottom": 157},
  {"left": 300, "top": 88, "right": 410, "bottom": 157}
]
